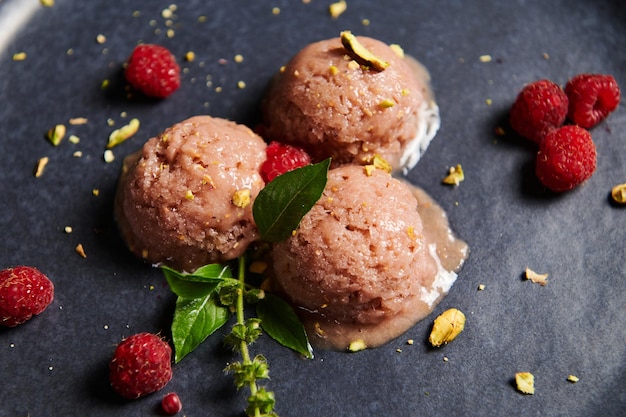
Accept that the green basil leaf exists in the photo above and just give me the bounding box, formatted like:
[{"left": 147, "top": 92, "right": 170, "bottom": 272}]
[
  {"left": 162, "top": 264, "right": 233, "bottom": 299},
  {"left": 253, "top": 158, "right": 330, "bottom": 242},
  {"left": 171, "top": 294, "right": 231, "bottom": 363},
  {"left": 257, "top": 293, "right": 313, "bottom": 359}
]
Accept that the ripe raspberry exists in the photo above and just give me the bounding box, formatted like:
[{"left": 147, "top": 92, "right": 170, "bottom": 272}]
[
  {"left": 510, "top": 79, "right": 569, "bottom": 143},
  {"left": 124, "top": 44, "right": 180, "bottom": 98},
  {"left": 0, "top": 266, "right": 54, "bottom": 327},
  {"left": 260, "top": 141, "right": 312, "bottom": 182},
  {"left": 565, "top": 73, "right": 621, "bottom": 128},
  {"left": 109, "top": 332, "right": 173, "bottom": 399},
  {"left": 535, "top": 125, "right": 596, "bottom": 192},
  {"left": 161, "top": 392, "right": 183, "bottom": 415}
]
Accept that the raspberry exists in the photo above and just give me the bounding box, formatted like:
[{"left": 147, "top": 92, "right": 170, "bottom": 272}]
[
  {"left": 535, "top": 125, "right": 596, "bottom": 192},
  {"left": 109, "top": 332, "right": 173, "bottom": 399},
  {"left": 260, "top": 141, "right": 312, "bottom": 182},
  {"left": 565, "top": 73, "right": 621, "bottom": 128},
  {"left": 510, "top": 79, "right": 569, "bottom": 143},
  {"left": 0, "top": 266, "right": 54, "bottom": 327},
  {"left": 124, "top": 44, "right": 181, "bottom": 98},
  {"left": 161, "top": 392, "right": 183, "bottom": 415}
]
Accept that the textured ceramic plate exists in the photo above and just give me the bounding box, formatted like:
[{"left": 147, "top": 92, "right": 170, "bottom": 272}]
[{"left": 1, "top": 1, "right": 624, "bottom": 416}]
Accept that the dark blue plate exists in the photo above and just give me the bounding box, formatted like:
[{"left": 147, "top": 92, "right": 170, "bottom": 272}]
[{"left": 1, "top": 1, "right": 624, "bottom": 416}]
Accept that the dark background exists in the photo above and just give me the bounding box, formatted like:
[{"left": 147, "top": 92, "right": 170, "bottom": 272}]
[{"left": 0, "top": 0, "right": 624, "bottom": 416}]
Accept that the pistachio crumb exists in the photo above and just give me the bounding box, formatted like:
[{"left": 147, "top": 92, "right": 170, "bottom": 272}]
[
  {"left": 96, "top": 34, "right": 106, "bottom": 44},
  {"left": 40, "top": 0, "right": 55, "bottom": 6},
  {"left": 515, "top": 372, "right": 535, "bottom": 395},
  {"left": 107, "top": 118, "right": 140, "bottom": 148},
  {"left": 610, "top": 183, "right": 626, "bottom": 205},
  {"left": 379, "top": 98, "right": 395, "bottom": 109},
  {"left": 185, "top": 190, "right": 195, "bottom": 200},
  {"left": 75, "top": 244, "right": 87, "bottom": 258},
  {"left": 347, "top": 60, "right": 360, "bottom": 70},
  {"left": 525, "top": 267, "right": 548, "bottom": 286},
  {"left": 429, "top": 308, "right": 466, "bottom": 347},
  {"left": 340, "top": 31, "right": 389, "bottom": 71},
  {"left": 407, "top": 339, "right": 414, "bottom": 345},
  {"left": 103, "top": 150, "right": 115, "bottom": 163},
  {"left": 567, "top": 375, "right": 579, "bottom": 383},
  {"left": 185, "top": 51, "right": 196, "bottom": 62},
  {"left": 329, "top": 0, "right": 347, "bottom": 18},
  {"left": 361, "top": 18, "right": 370, "bottom": 26},
  {"left": 34, "top": 157, "right": 49, "bottom": 178},
  {"left": 101, "top": 79, "right": 110, "bottom": 90},
  {"left": 68, "top": 134, "right": 80, "bottom": 144},
  {"left": 237, "top": 80, "right": 246, "bottom": 89},
  {"left": 364, "top": 165, "right": 376, "bottom": 177},
  {"left": 477, "top": 284, "right": 485, "bottom": 291},
  {"left": 47, "top": 124, "right": 66, "bottom": 146},
  {"left": 389, "top": 44, "right": 405, "bottom": 58},
  {"left": 69, "top": 117, "right": 88, "bottom": 125},
  {"left": 232, "top": 189, "right": 252, "bottom": 208},
  {"left": 485, "top": 98, "right": 493, "bottom": 105},
  {"left": 272, "top": 7, "right": 280, "bottom": 15},
  {"left": 348, "top": 339, "right": 367, "bottom": 352},
  {"left": 479, "top": 54, "right": 492, "bottom": 63},
  {"left": 442, "top": 164, "right": 464, "bottom": 186},
  {"left": 64, "top": 226, "right": 73, "bottom": 233},
  {"left": 72, "top": 151, "right": 83, "bottom": 158},
  {"left": 329, "top": 65, "right": 339, "bottom": 75},
  {"left": 371, "top": 154, "right": 392, "bottom": 173},
  {"left": 12, "top": 52, "right": 27, "bottom": 61},
  {"left": 443, "top": 356, "right": 449, "bottom": 362},
  {"left": 396, "top": 348, "right": 402, "bottom": 353},
  {"left": 234, "top": 54, "right": 244, "bottom": 63},
  {"left": 92, "top": 189, "right": 100, "bottom": 196},
  {"left": 401, "top": 88, "right": 410, "bottom": 96}
]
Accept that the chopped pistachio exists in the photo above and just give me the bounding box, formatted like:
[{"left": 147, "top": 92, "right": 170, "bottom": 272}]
[
  {"left": 96, "top": 34, "right": 106, "bottom": 44},
  {"left": 185, "top": 190, "right": 195, "bottom": 200},
  {"left": 329, "top": 0, "right": 347, "bottom": 18},
  {"left": 75, "top": 244, "right": 87, "bottom": 258},
  {"left": 407, "top": 339, "right": 414, "bottom": 345},
  {"left": 40, "top": 0, "right": 55, "bottom": 6},
  {"left": 92, "top": 189, "right": 100, "bottom": 196},
  {"left": 234, "top": 54, "right": 244, "bottom": 63},
  {"left": 185, "top": 51, "right": 196, "bottom": 62},
  {"left": 442, "top": 164, "right": 464, "bottom": 186},
  {"left": 401, "top": 88, "right": 410, "bottom": 96},
  {"left": 389, "top": 44, "right": 405, "bottom": 58},
  {"left": 515, "top": 372, "right": 535, "bottom": 394},
  {"left": 361, "top": 18, "right": 370, "bottom": 26},
  {"left": 72, "top": 151, "right": 83, "bottom": 158},
  {"left": 371, "top": 154, "right": 392, "bottom": 173},
  {"left": 567, "top": 375, "right": 579, "bottom": 383},
  {"left": 107, "top": 118, "right": 139, "bottom": 148},
  {"left": 525, "top": 267, "right": 548, "bottom": 286},
  {"left": 379, "top": 98, "right": 395, "bottom": 108},
  {"left": 611, "top": 182, "right": 626, "bottom": 205},
  {"left": 329, "top": 65, "right": 339, "bottom": 75},
  {"left": 64, "top": 226, "right": 73, "bottom": 234},
  {"left": 340, "top": 31, "right": 389, "bottom": 71},
  {"left": 479, "top": 54, "right": 492, "bottom": 63},
  {"left": 34, "top": 157, "right": 49, "bottom": 178},
  {"left": 428, "top": 308, "right": 466, "bottom": 347},
  {"left": 477, "top": 284, "right": 486, "bottom": 291},
  {"left": 348, "top": 339, "right": 366, "bottom": 352},
  {"left": 103, "top": 150, "right": 115, "bottom": 163},
  {"left": 364, "top": 165, "right": 376, "bottom": 177},
  {"left": 347, "top": 60, "right": 360, "bottom": 71},
  {"left": 12, "top": 52, "right": 27, "bottom": 61},
  {"left": 47, "top": 124, "right": 66, "bottom": 146},
  {"left": 69, "top": 117, "right": 88, "bottom": 125},
  {"left": 68, "top": 134, "right": 80, "bottom": 144},
  {"left": 232, "top": 189, "right": 251, "bottom": 208},
  {"left": 272, "top": 7, "right": 280, "bottom": 15},
  {"left": 237, "top": 80, "right": 246, "bottom": 89},
  {"left": 101, "top": 79, "right": 110, "bottom": 90}
]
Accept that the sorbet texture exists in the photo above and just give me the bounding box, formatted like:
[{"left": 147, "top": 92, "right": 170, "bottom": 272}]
[{"left": 115, "top": 115, "right": 266, "bottom": 272}]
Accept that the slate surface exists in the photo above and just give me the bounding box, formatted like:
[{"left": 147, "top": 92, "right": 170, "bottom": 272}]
[{"left": 0, "top": 0, "right": 624, "bottom": 416}]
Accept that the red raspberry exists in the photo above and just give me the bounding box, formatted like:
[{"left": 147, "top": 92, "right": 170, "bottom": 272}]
[
  {"left": 565, "top": 73, "right": 621, "bottom": 128},
  {"left": 510, "top": 79, "right": 569, "bottom": 143},
  {"left": 109, "top": 332, "right": 173, "bottom": 399},
  {"left": 0, "top": 266, "right": 54, "bottom": 327},
  {"left": 161, "top": 392, "right": 183, "bottom": 415},
  {"left": 535, "top": 125, "right": 596, "bottom": 192},
  {"left": 260, "top": 141, "right": 312, "bottom": 182},
  {"left": 124, "top": 44, "right": 180, "bottom": 98}
]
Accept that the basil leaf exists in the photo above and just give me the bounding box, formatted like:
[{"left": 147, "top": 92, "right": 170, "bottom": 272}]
[
  {"left": 253, "top": 159, "right": 330, "bottom": 242},
  {"left": 257, "top": 293, "right": 313, "bottom": 359},
  {"left": 172, "top": 294, "right": 231, "bottom": 363},
  {"left": 162, "top": 264, "right": 233, "bottom": 299}
]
